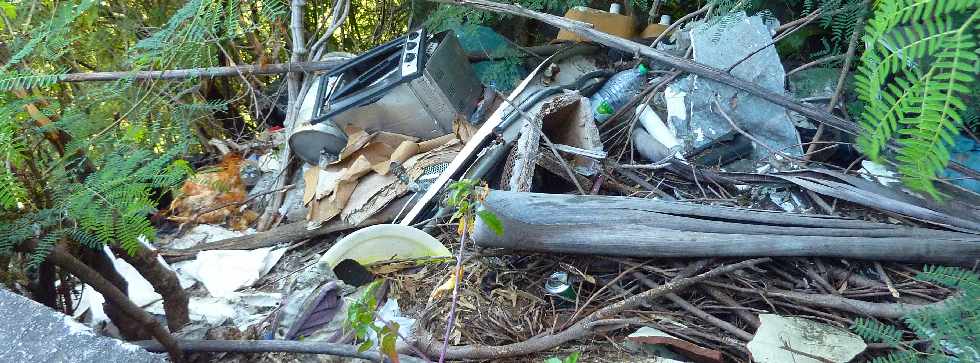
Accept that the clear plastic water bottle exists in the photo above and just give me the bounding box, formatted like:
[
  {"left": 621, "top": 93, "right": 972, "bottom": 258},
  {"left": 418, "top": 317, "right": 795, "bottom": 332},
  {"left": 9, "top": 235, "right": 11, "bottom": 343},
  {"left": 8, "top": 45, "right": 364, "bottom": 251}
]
[{"left": 590, "top": 64, "right": 649, "bottom": 123}]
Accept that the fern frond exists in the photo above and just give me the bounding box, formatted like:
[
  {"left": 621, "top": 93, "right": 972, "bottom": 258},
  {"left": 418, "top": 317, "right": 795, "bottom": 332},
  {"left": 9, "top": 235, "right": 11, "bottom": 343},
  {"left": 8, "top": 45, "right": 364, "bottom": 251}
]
[
  {"left": 854, "top": 265, "right": 979, "bottom": 363},
  {"left": 0, "top": 70, "right": 67, "bottom": 91},
  {"left": 917, "top": 265, "right": 980, "bottom": 293},
  {"left": 855, "top": 0, "right": 979, "bottom": 197},
  {"left": 895, "top": 18, "right": 977, "bottom": 198},
  {"left": 259, "top": 0, "right": 288, "bottom": 21},
  {"left": 0, "top": 171, "right": 26, "bottom": 210},
  {"left": 27, "top": 230, "right": 63, "bottom": 269},
  {"left": 852, "top": 318, "right": 904, "bottom": 346},
  {"left": 869, "top": 350, "right": 921, "bottom": 363}
]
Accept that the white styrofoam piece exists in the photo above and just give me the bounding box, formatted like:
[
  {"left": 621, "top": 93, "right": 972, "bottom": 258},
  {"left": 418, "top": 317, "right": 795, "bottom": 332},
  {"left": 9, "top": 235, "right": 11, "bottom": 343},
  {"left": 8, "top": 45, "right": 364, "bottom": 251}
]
[{"left": 180, "top": 247, "right": 287, "bottom": 297}]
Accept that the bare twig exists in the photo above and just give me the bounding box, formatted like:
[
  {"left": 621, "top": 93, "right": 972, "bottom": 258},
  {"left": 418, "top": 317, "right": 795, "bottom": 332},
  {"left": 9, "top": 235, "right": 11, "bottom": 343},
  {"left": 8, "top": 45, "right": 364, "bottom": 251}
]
[
  {"left": 874, "top": 262, "right": 901, "bottom": 298},
  {"left": 649, "top": 4, "right": 712, "bottom": 48},
  {"left": 786, "top": 55, "right": 845, "bottom": 78},
  {"left": 711, "top": 98, "right": 805, "bottom": 163},
  {"left": 726, "top": 10, "right": 823, "bottom": 73},
  {"left": 703, "top": 281, "right": 946, "bottom": 319},
  {"left": 412, "top": 258, "right": 771, "bottom": 360},
  {"left": 439, "top": 217, "right": 469, "bottom": 363},
  {"left": 56, "top": 61, "right": 346, "bottom": 83},
  {"left": 805, "top": 0, "right": 869, "bottom": 159},
  {"left": 633, "top": 272, "right": 754, "bottom": 341}
]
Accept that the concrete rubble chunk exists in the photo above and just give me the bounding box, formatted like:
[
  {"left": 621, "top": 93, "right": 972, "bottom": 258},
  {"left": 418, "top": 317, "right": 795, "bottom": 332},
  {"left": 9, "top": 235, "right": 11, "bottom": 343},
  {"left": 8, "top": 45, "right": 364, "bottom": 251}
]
[
  {"left": 747, "top": 314, "right": 866, "bottom": 363},
  {"left": 0, "top": 288, "right": 166, "bottom": 363},
  {"left": 666, "top": 12, "right": 803, "bottom": 163}
]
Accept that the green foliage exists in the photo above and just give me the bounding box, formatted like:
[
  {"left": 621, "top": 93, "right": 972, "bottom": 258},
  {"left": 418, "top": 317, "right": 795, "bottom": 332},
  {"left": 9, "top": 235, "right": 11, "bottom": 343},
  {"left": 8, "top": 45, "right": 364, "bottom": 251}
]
[
  {"left": 704, "top": 0, "right": 777, "bottom": 43},
  {"left": 0, "top": 0, "right": 283, "bottom": 264},
  {"left": 806, "top": 0, "right": 866, "bottom": 43},
  {"left": 0, "top": 104, "right": 26, "bottom": 210},
  {"left": 131, "top": 0, "right": 263, "bottom": 69},
  {"left": 426, "top": 0, "right": 586, "bottom": 37},
  {"left": 544, "top": 352, "right": 581, "bottom": 363},
  {"left": 854, "top": 0, "right": 979, "bottom": 199},
  {"left": 346, "top": 280, "right": 400, "bottom": 361},
  {"left": 63, "top": 148, "right": 190, "bottom": 255},
  {"left": 446, "top": 179, "right": 503, "bottom": 236},
  {"left": 0, "top": 70, "right": 66, "bottom": 91},
  {"left": 852, "top": 266, "right": 980, "bottom": 363}
]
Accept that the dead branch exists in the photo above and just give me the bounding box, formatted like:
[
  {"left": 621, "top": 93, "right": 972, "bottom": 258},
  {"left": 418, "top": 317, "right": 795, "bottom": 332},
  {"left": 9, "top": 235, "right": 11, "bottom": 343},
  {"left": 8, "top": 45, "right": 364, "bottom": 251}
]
[
  {"left": 409, "top": 258, "right": 770, "bottom": 360},
  {"left": 133, "top": 339, "right": 408, "bottom": 362},
  {"left": 633, "top": 272, "right": 754, "bottom": 341},
  {"left": 473, "top": 191, "right": 980, "bottom": 265},
  {"left": 702, "top": 281, "right": 948, "bottom": 319},
  {"left": 57, "top": 60, "right": 346, "bottom": 83}
]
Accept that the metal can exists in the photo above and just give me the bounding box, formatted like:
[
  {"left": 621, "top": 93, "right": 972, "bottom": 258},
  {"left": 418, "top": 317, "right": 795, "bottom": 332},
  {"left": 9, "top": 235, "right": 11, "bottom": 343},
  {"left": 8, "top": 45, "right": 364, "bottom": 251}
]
[{"left": 544, "top": 271, "right": 577, "bottom": 301}]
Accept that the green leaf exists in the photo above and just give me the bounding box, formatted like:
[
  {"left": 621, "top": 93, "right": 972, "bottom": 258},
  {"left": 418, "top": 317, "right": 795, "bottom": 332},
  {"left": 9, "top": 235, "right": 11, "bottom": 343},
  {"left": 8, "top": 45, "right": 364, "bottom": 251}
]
[
  {"left": 381, "top": 333, "right": 397, "bottom": 355},
  {"left": 564, "top": 352, "right": 581, "bottom": 363},
  {"left": 477, "top": 210, "right": 504, "bottom": 236},
  {"left": 0, "top": 1, "right": 14, "bottom": 20},
  {"left": 543, "top": 359, "right": 562, "bottom": 363},
  {"left": 357, "top": 340, "right": 373, "bottom": 353}
]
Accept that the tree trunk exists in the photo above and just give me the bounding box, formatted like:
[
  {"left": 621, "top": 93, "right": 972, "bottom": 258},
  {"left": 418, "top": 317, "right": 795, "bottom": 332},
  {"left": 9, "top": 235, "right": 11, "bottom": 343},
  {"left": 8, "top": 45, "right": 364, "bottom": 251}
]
[
  {"left": 44, "top": 243, "right": 184, "bottom": 362},
  {"left": 30, "top": 261, "right": 58, "bottom": 309},
  {"left": 76, "top": 247, "right": 149, "bottom": 340},
  {"left": 111, "top": 246, "right": 190, "bottom": 332}
]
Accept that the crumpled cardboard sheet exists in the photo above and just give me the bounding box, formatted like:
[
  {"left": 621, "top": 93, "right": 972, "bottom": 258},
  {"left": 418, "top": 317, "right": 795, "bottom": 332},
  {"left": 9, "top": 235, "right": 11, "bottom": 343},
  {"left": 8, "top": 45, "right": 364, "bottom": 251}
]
[{"left": 303, "top": 127, "right": 461, "bottom": 229}]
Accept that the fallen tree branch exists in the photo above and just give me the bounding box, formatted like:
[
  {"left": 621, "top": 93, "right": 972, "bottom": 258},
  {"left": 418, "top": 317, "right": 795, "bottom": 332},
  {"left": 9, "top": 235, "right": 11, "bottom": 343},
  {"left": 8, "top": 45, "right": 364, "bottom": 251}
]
[
  {"left": 702, "top": 281, "right": 947, "bottom": 320},
  {"left": 133, "top": 339, "right": 406, "bottom": 362},
  {"left": 473, "top": 191, "right": 980, "bottom": 265},
  {"left": 57, "top": 60, "right": 346, "bottom": 83},
  {"left": 409, "top": 258, "right": 771, "bottom": 360},
  {"left": 433, "top": 0, "right": 980, "bottom": 179}
]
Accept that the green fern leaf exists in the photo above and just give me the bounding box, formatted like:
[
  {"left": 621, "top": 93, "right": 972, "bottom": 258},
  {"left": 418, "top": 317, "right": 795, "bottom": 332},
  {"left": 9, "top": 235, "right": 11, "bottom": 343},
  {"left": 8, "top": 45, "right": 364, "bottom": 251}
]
[{"left": 855, "top": 0, "right": 979, "bottom": 198}]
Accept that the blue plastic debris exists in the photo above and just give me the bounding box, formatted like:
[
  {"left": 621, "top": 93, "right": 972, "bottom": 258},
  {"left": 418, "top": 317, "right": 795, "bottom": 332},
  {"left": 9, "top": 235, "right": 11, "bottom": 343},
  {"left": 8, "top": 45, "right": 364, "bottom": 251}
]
[{"left": 945, "top": 135, "right": 980, "bottom": 193}]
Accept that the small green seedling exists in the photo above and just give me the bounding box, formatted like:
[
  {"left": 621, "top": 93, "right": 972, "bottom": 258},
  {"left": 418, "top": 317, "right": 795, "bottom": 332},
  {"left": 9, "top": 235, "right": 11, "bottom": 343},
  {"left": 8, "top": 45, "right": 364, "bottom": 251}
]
[
  {"left": 347, "top": 280, "right": 400, "bottom": 362},
  {"left": 543, "top": 351, "right": 580, "bottom": 363}
]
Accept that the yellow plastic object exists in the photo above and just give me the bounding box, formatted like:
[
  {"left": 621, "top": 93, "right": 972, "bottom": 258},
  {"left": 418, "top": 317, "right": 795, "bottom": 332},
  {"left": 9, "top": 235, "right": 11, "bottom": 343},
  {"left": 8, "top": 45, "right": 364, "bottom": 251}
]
[
  {"left": 555, "top": 6, "right": 636, "bottom": 42},
  {"left": 641, "top": 23, "right": 669, "bottom": 40},
  {"left": 318, "top": 224, "right": 452, "bottom": 268}
]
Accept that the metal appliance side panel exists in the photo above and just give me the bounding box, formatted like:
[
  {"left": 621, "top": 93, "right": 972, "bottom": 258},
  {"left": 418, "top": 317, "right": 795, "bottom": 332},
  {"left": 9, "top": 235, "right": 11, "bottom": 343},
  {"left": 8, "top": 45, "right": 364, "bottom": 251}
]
[
  {"left": 409, "top": 33, "right": 483, "bottom": 132},
  {"left": 328, "top": 83, "right": 446, "bottom": 139}
]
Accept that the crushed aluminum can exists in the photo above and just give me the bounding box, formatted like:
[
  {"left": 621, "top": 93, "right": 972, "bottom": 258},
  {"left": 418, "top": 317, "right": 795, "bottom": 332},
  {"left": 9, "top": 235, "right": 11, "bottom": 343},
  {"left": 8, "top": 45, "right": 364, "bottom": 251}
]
[{"left": 544, "top": 271, "right": 577, "bottom": 302}]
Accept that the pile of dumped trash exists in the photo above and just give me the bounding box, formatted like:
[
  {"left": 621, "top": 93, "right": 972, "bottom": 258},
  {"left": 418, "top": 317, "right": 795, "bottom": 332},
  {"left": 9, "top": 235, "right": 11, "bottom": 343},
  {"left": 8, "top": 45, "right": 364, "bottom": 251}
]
[{"left": 67, "top": 4, "right": 979, "bottom": 363}]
